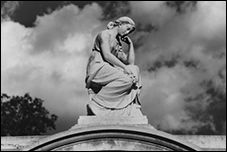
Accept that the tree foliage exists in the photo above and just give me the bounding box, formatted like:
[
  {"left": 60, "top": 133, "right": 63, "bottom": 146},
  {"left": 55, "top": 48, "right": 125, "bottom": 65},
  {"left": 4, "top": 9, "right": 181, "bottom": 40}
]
[{"left": 1, "top": 93, "right": 58, "bottom": 136}]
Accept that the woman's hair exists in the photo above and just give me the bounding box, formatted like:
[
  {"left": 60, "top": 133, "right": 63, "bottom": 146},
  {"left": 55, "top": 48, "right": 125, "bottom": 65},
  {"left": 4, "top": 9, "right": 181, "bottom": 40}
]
[{"left": 107, "top": 16, "right": 135, "bottom": 30}]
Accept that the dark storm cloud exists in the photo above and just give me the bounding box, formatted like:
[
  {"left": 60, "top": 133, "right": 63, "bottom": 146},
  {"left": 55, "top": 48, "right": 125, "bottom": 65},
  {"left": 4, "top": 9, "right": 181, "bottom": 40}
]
[
  {"left": 1, "top": 1, "right": 19, "bottom": 21},
  {"left": 2, "top": 1, "right": 89, "bottom": 27},
  {"left": 1, "top": 1, "right": 129, "bottom": 27},
  {"left": 166, "top": 1, "right": 197, "bottom": 14}
]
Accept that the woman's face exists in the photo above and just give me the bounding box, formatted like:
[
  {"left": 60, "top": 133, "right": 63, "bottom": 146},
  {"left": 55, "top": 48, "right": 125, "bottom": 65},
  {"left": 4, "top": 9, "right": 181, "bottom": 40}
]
[{"left": 118, "top": 23, "right": 135, "bottom": 37}]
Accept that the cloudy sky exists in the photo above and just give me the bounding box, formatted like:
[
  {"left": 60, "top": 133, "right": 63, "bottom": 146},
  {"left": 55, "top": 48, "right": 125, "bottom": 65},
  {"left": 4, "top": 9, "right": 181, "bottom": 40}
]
[{"left": 1, "top": 1, "right": 226, "bottom": 135}]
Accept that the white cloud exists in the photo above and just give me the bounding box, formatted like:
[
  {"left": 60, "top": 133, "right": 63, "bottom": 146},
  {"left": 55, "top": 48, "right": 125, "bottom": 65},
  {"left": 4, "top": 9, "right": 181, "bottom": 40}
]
[
  {"left": 130, "top": 1, "right": 226, "bottom": 133},
  {"left": 160, "top": 112, "right": 215, "bottom": 134},
  {"left": 31, "top": 3, "right": 103, "bottom": 54},
  {"left": 1, "top": 3, "right": 104, "bottom": 132},
  {"left": 190, "top": 1, "right": 226, "bottom": 41},
  {"left": 130, "top": 1, "right": 175, "bottom": 26},
  {"left": 140, "top": 65, "right": 190, "bottom": 124}
]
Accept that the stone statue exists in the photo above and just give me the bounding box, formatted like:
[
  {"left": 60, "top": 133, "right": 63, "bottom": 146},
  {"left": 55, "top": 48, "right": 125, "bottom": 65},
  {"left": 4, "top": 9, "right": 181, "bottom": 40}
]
[{"left": 85, "top": 16, "right": 143, "bottom": 116}]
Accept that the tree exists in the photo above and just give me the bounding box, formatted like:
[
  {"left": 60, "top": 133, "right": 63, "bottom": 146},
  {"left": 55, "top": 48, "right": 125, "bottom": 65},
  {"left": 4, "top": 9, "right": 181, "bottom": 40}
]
[{"left": 1, "top": 93, "right": 58, "bottom": 136}]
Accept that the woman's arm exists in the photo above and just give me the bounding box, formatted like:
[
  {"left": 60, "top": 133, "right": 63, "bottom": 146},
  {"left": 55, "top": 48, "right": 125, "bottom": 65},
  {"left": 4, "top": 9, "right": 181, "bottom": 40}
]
[
  {"left": 127, "top": 42, "right": 135, "bottom": 65},
  {"left": 100, "top": 31, "right": 127, "bottom": 70},
  {"left": 121, "top": 36, "right": 135, "bottom": 65}
]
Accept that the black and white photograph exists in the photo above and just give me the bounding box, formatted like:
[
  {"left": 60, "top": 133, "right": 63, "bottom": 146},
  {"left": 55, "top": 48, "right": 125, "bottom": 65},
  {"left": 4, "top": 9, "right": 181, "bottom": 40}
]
[{"left": 1, "top": 1, "right": 226, "bottom": 151}]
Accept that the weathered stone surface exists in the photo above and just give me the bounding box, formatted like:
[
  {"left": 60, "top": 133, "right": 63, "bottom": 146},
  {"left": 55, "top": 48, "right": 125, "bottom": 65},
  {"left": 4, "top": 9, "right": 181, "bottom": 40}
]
[
  {"left": 176, "top": 135, "right": 226, "bottom": 151},
  {"left": 1, "top": 136, "right": 46, "bottom": 151},
  {"left": 1, "top": 116, "right": 225, "bottom": 151},
  {"left": 77, "top": 116, "right": 149, "bottom": 125},
  {"left": 13, "top": 124, "right": 202, "bottom": 151},
  {"left": 2, "top": 134, "right": 226, "bottom": 151},
  {"left": 52, "top": 138, "right": 173, "bottom": 151}
]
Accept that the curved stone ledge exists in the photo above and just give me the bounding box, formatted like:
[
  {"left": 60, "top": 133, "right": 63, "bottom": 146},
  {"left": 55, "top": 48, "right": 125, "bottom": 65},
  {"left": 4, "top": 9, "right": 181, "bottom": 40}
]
[
  {"left": 18, "top": 124, "right": 201, "bottom": 151},
  {"left": 1, "top": 131, "right": 226, "bottom": 151},
  {"left": 1, "top": 116, "right": 225, "bottom": 151}
]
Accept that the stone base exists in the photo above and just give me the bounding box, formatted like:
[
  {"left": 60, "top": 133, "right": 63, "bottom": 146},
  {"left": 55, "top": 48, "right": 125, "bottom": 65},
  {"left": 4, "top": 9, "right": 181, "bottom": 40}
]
[{"left": 77, "top": 116, "right": 149, "bottom": 125}]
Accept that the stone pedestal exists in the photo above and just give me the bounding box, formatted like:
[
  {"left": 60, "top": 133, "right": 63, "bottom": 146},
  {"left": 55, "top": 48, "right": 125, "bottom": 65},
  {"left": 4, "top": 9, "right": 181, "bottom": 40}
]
[{"left": 77, "top": 115, "right": 149, "bottom": 125}]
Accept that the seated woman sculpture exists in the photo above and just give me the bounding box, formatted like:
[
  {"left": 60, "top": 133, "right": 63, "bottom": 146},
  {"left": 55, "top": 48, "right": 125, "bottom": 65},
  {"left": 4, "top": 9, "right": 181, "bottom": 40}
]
[{"left": 85, "top": 16, "right": 143, "bottom": 116}]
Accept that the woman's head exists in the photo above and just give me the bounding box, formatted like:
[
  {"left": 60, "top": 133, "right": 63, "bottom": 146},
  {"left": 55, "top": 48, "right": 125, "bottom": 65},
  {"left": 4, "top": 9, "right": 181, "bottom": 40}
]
[{"left": 107, "top": 16, "right": 136, "bottom": 37}]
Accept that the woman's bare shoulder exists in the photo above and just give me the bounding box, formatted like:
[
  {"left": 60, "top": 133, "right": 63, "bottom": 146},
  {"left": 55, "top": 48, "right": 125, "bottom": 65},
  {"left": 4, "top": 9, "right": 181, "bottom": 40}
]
[{"left": 99, "top": 30, "right": 110, "bottom": 41}]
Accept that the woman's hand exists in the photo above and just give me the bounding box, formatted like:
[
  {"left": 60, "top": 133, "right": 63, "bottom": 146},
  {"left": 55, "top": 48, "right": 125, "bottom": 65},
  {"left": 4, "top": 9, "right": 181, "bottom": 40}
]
[
  {"left": 121, "top": 36, "right": 132, "bottom": 45},
  {"left": 123, "top": 66, "right": 138, "bottom": 86},
  {"left": 123, "top": 66, "right": 133, "bottom": 75}
]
